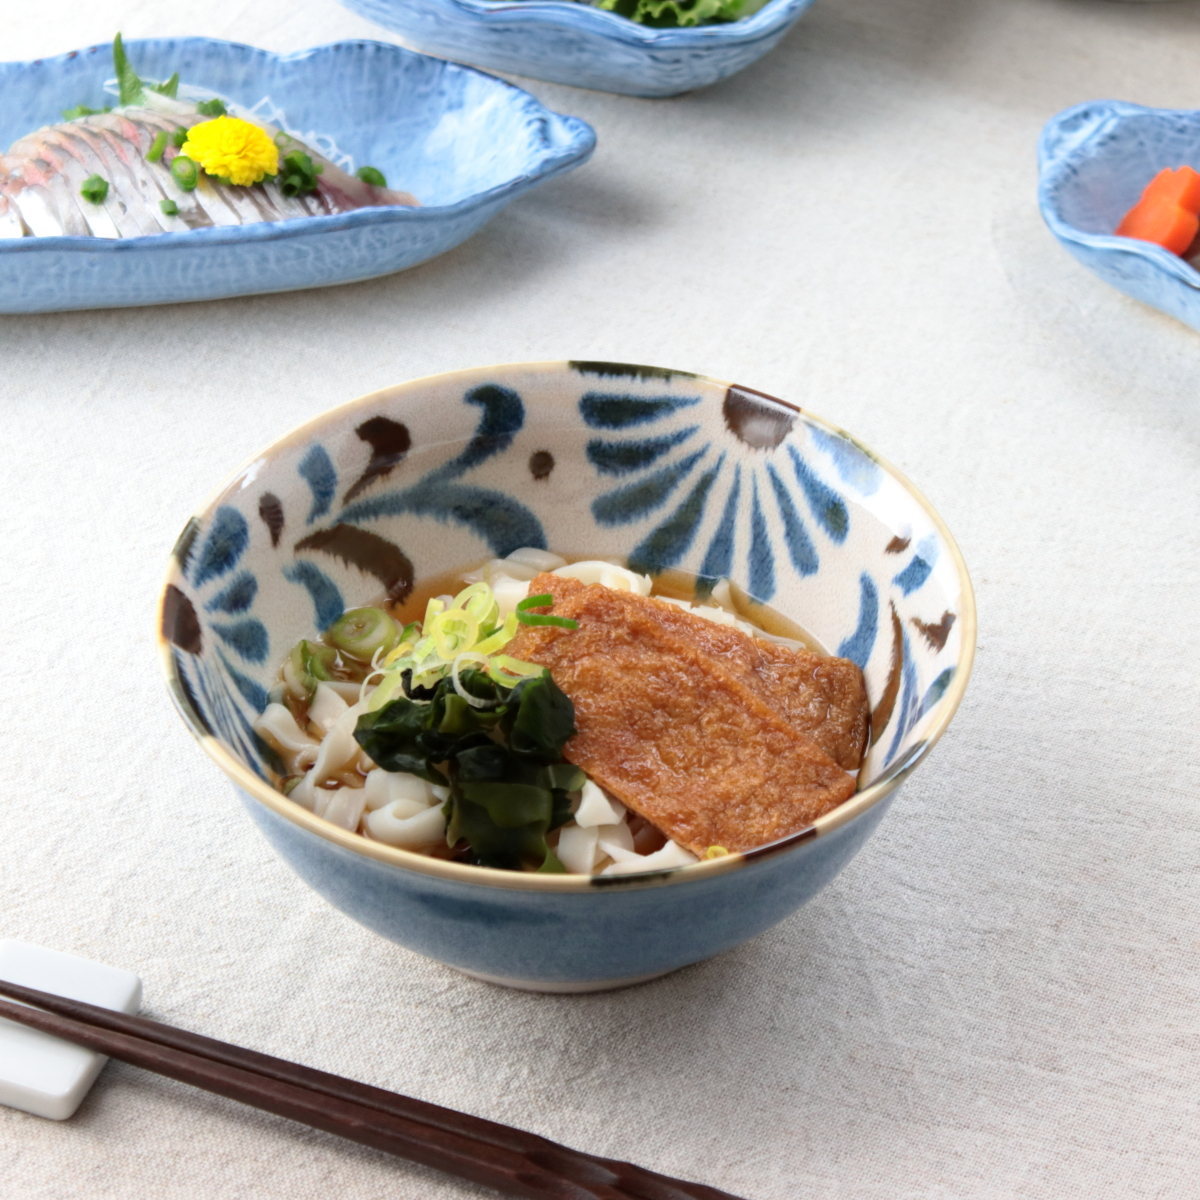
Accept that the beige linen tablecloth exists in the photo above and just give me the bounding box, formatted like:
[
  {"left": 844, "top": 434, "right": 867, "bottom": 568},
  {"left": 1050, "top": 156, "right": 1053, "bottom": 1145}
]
[{"left": 2, "top": 1, "right": 1197, "bottom": 1197}]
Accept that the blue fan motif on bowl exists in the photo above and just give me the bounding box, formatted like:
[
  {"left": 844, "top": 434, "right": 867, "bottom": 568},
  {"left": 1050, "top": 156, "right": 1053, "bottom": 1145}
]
[
  {"left": 568, "top": 369, "right": 959, "bottom": 775},
  {"left": 163, "top": 382, "right": 546, "bottom": 778},
  {"left": 582, "top": 385, "right": 859, "bottom": 601}
]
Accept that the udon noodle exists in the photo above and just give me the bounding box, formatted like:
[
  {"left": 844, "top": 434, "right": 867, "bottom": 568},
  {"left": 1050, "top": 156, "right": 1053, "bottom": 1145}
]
[{"left": 255, "top": 549, "right": 866, "bottom": 875}]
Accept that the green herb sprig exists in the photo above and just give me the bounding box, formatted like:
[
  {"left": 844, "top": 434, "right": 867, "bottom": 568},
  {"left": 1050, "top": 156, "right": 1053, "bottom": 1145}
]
[
  {"left": 62, "top": 105, "right": 112, "bottom": 121},
  {"left": 111, "top": 33, "right": 182, "bottom": 105}
]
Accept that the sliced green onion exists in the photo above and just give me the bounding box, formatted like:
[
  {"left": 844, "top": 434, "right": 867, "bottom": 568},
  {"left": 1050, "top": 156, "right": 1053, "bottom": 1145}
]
[
  {"left": 170, "top": 155, "right": 199, "bottom": 191},
  {"left": 457, "top": 582, "right": 499, "bottom": 624},
  {"left": 172, "top": 128, "right": 189, "bottom": 148},
  {"left": 279, "top": 151, "right": 321, "bottom": 198},
  {"left": 160, "top": 198, "right": 179, "bottom": 216},
  {"left": 431, "top": 612, "right": 480, "bottom": 660},
  {"left": 196, "top": 98, "right": 227, "bottom": 117},
  {"left": 80, "top": 174, "right": 109, "bottom": 205},
  {"left": 473, "top": 612, "right": 519, "bottom": 657},
  {"left": 146, "top": 131, "right": 168, "bottom": 163},
  {"left": 515, "top": 594, "right": 579, "bottom": 629},
  {"left": 364, "top": 669, "right": 409, "bottom": 712},
  {"left": 487, "top": 654, "right": 544, "bottom": 683},
  {"left": 362, "top": 581, "right": 552, "bottom": 711},
  {"left": 284, "top": 639, "right": 338, "bottom": 699},
  {"left": 325, "top": 607, "right": 401, "bottom": 662},
  {"left": 450, "top": 653, "right": 496, "bottom": 709},
  {"left": 356, "top": 165, "right": 387, "bottom": 188}
]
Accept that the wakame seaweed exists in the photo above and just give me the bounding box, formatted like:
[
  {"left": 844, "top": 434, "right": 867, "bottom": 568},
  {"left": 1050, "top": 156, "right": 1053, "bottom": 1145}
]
[{"left": 353, "top": 669, "right": 583, "bottom": 871}]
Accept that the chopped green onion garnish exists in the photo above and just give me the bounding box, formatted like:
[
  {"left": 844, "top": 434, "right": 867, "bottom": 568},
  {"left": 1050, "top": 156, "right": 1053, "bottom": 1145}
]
[
  {"left": 196, "top": 98, "right": 227, "bottom": 117},
  {"left": 153, "top": 73, "right": 180, "bottom": 98},
  {"left": 326, "top": 607, "right": 402, "bottom": 662},
  {"left": 172, "top": 128, "right": 189, "bottom": 148},
  {"left": 283, "top": 639, "right": 339, "bottom": 700},
  {"left": 279, "top": 151, "right": 321, "bottom": 198},
  {"left": 170, "top": 155, "right": 199, "bottom": 191},
  {"left": 355, "top": 165, "right": 388, "bottom": 188},
  {"left": 515, "top": 595, "right": 579, "bottom": 630},
  {"left": 80, "top": 174, "right": 109, "bottom": 205},
  {"left": 160, "top": 198, "right": 179, "bottom": 216},
  {"left": 146, "top": 131, "right": 168, "bottom": 162}
]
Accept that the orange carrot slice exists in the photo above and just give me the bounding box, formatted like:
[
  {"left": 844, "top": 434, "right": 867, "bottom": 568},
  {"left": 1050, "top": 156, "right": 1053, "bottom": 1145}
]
[{"left": 1115, "top": 166, "right": 1200, "bottom": 256}]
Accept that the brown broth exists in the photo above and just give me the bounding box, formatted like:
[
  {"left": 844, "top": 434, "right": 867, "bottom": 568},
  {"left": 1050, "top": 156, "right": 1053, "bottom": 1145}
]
[{"left": 386, "top": 557, "right": 827, "bottom": 652}]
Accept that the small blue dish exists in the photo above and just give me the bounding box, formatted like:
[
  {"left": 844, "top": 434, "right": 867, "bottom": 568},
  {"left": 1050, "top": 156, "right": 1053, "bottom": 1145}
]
[
  {"left": 159, "top": 362, "right": 976, "bottom": 991},
  {"left": 1038, "top": 100, "right": 1200, "bottom": 330},
  {"left": 0, "top": 38, "right": 595, "bottom": 313},
  {"left": 340, "top": 0, "right": 819, "bottom": 98}
]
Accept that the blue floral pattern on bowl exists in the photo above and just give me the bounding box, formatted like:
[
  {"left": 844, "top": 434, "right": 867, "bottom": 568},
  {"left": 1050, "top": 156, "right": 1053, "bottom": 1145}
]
[
  {"left": 1038, "top": 100, "right": 1200, "bottom": 330},
  {"left": 340, "top": 0, "right": 818, "bottom": 98},
  {"left": 160, "top": 362, "right": 975, "bottom": 990},
  {"left": 0, "top": 38, "right": 595, "bottom": 313}
]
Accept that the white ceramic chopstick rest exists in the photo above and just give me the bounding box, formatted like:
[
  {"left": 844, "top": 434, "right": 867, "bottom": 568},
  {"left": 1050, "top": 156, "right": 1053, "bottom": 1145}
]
[{"left": 0, "top": 940, "right": 142, "bottom": 1119}]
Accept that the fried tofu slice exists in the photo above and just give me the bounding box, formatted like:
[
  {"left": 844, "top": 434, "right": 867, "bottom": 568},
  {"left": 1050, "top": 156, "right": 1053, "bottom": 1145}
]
[
  {"left": 600, "top": 585, "right": 867, "bottom": 770},
  {"left": 506, "top": 574, "right": 867, "bottom": 855}
]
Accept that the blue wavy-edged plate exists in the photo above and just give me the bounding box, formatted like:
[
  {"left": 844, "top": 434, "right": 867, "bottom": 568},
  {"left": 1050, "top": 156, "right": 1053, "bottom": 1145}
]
[
  {"left": 0, "top": 38, "right": 595, "bottom": 313},
  {"left": 341, "top": 0, "right": 818, "bottom": 98},
  {"left": 1038, "top": 100, "right": 1200, "bottom": 330}
]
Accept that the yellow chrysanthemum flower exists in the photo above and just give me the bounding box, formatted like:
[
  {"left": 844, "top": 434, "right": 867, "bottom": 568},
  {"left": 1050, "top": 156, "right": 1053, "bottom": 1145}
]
[{"left": 178, "top": 116, "right": 279, "bottom": 187}]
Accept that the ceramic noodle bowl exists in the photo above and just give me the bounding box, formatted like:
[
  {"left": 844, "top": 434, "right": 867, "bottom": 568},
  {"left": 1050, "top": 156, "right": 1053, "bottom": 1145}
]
[{"left": 159, "top": 362, "right": 976, "bottom": 992}]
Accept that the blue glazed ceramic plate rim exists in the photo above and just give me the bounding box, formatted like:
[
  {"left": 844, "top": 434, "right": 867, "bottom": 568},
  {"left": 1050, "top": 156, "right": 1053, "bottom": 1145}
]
[
  {"left": 388, "top": 0, "right": 818, "bottom": 47},
  {"left": 159, "top": 361, "right": 977, "bottom": 894},
  {"left": 1037, "top": 99, "right": 1200, "bottom": 294},
  {"left": 0, "top": 37, "right": 596, "bottom": 257}
]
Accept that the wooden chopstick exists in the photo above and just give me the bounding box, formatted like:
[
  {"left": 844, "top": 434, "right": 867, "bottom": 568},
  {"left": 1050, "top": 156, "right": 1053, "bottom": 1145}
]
[{"left": 0, "top": 979, "right": 747, "bottom": 1200}]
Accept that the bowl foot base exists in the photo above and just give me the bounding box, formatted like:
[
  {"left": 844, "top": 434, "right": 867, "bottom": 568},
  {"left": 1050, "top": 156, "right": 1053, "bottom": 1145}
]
[{"left": 453, "top": 964, "right": 679, "bottom": 993}]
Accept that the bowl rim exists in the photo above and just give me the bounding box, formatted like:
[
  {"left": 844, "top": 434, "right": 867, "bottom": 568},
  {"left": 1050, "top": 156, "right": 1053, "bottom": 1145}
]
[
  {"left": 0, "top": 36, "right": 596, "bottom": 257},
  {"left": 1037, "top": 98, "right": 1200, "bottom": 293},
  {"left": 159, "top": 360, "right": 977, "bottom": 894},
  {"left": 348, "top": 0, "right": 819, "bottom": 47}
]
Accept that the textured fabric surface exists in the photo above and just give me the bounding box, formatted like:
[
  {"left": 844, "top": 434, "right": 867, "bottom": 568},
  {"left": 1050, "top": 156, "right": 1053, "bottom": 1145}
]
[{"left": 1, "top": 1, "right": 1197, "bottom": 1198}]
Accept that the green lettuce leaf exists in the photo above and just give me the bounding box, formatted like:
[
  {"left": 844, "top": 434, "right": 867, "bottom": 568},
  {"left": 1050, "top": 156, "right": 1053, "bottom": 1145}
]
[{"left": 593, "top": 0, "right": 769, "bottom": 28}]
